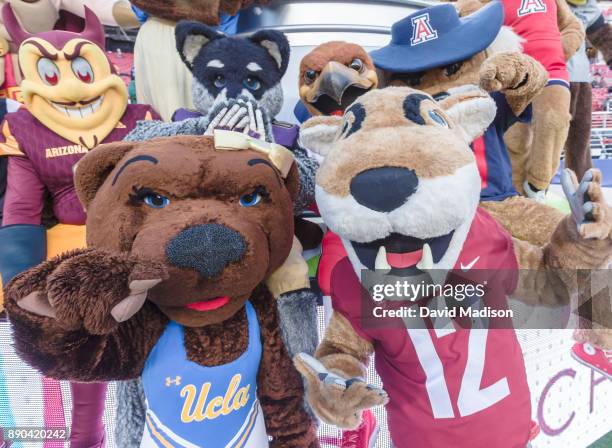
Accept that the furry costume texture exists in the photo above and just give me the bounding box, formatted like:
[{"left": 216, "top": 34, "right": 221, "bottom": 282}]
[
  {"left": 506, "top": 84, "right": 571, "bottom": 192},
  {"left": 295, "top": 86, "right": 612, "bottom": 447},
  {"left": 131, "top": 0, "right": 267, "bottom": 26},
  {"left": 365, "top": 3, "right": 566, "bottom": 249},
  {"left": 299, "top": 41, "right": 378, "bottom": 116},
  {"left": 4, "top": 135, "right": 319, "bottom": 447},
  {"left": 128, "top": 23, "right": 317, "bottom": 212},
  {"left": 0, "top": 7, "right": 157, "bottom": 446},
  {"left": 133, "top": 18, "right": 194, "bottom": 121},
  {"left": 132, "top": 0, "right": 268, "bottom": 120},
  {"left": 297, "top": 9, "right": 572, "bottom": 306},
  {"left": 454, "top": 0, "right": 582, "bottom": 193},
  {"left": 497, "top": 0, "right": 580, "bottom": 193},
  {"left": 566, "top": 81, "right": 593, "bottom": 179},
  {"left": 124, "top": 23, "right": 321, "bottom": 445}
]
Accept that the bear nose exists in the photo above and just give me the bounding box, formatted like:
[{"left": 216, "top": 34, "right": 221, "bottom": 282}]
[
  {"left": 350, "top": 167, "right": 419, "bottom": 212},
  {"left": 166, "top": 224, "right": 246, "bottom": 278}
]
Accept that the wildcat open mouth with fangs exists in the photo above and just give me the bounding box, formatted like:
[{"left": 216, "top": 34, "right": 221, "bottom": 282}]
[{"left": 350, "top": 231, "right": 455, "bottom": 274}]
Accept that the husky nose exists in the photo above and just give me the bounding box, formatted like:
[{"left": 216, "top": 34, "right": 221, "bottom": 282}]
[
  {"left": 350, "top": 167, "right": 418, "bottom": 212},
  {"left": 166, "top": 224, "right": 246, "bottom": 278}
]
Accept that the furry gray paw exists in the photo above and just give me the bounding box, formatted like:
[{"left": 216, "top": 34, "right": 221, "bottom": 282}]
[{"left": 277, "top": 289, "right": 319, "bottom": 358}]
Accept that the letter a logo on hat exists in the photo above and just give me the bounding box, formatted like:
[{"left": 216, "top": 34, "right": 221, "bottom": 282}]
[
  {"left": 410, "top": 13, "right": 438, "bottom": 46},
  {"left": 517, "top": 0, "right": 547, "bottom": 16}
]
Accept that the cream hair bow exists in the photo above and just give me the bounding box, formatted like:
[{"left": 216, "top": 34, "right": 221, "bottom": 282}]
[{"left": 213, "top": 130, "right": 295, "bottom": 179}]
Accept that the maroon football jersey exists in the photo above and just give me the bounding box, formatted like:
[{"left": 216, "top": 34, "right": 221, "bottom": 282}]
[
  {"left": 330, "top": 208, "right": 532, "bottom": 448},
  {"left": 1, "top": 104, "right": 158, "bottom": 225}
]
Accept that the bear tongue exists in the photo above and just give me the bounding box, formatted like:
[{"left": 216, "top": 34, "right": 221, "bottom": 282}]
[
  {"left": 186, "top": 296, "right": 230, "bottom": 311},
  {"left": 330, "top": 110, "right": 344, "bottom": 116}
]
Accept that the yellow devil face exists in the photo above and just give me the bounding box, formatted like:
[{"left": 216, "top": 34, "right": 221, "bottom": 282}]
[{"left": 19, "top": 37, "right": 128, "bottom": 149}]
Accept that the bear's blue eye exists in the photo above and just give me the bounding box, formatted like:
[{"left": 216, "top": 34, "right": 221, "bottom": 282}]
[
  {"left": 429, "top": 110, "right": 449, "bottom": 127},
  {"left": 243, "top": 76, "right": 261, "bottom": 91},
  {"left": 214, "top": 74, "right": 226, "bottom": 89},
  {"left": 144, "top": 193, "right": 170, "bottom": 209},
  {"left": 239, "top": 190, "right": 262, "bottom": 207}
]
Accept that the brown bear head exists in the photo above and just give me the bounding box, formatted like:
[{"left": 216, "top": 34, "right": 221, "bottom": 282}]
[{"left": 74, "top": 135, "right": 299, "bottom": 327}]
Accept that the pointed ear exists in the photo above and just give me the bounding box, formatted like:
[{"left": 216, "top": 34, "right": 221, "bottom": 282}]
[
  {"left": 74, "top": 141, "right": 135, "bottom": 209},
  {"left": 437, "top": 87, "right": 497, "bottom": 143},
  {"left": 249, "top": 30, "right": 290, "bottom": 76},
  {"left": 175, "top": 21, "right": 224, "bottom": 71},
  {"left": 284, "top": 162, "right": 301, "bottom": 203},
  {"left": 298, "top": 115, "right": 343, "bottom": 162}
]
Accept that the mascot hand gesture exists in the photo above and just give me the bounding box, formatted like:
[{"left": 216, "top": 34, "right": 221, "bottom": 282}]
[{"left": 295, "top": 87, "right": 612, "bottom": 448}]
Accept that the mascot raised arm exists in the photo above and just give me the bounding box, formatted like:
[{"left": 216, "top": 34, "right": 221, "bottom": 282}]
[
  {"left": 120, "top": 22, "right": 322, "bottom": 445},
  {"left": 0, "top": 4, "right": 158, "bottom": 446},
  {"left": 453, "top": 0, "right": 584, "bottom": 201},
  {"left": 4, "top": 134, "right": 319, "bottom": 448},
  {"left": 295, "top": 86, "right": 612, "bottom": 448}
]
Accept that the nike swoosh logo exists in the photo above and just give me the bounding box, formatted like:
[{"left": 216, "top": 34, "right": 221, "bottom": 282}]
[{"left": 460, "top": 256, "right": 480, "bottom": 271}]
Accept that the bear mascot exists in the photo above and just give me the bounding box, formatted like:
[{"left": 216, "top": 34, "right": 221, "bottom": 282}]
[
  {"left": 122, "top": 22, "right": 322, "bottom": 446},
  {"left": 129, "top": 21, "right": 318, "bottom": 213},
  {"left": 294, "top": 86, "right": 612, "bottom": 448},
  {"left": 4, "top": 134, "right": 319, "bottom": 447}
]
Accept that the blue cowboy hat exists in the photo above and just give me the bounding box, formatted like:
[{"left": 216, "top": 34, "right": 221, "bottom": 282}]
[{"left": 370, "top": 1, "right": 504, "bottom": 73}]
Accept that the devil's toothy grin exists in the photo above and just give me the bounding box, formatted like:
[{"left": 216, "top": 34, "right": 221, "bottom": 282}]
[
  {"left": 50, "top": 95, "right": 104, "bottom": 118},
  {"left": 351, "top": 231, "right": 455, "bottom": 273}
]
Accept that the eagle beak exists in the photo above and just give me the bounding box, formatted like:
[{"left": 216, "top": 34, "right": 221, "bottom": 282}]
[{"left": 308, "top": 61, "right": 375, "bottom": 115}]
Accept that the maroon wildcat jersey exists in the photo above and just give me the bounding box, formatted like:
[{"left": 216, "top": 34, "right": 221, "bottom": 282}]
[
  {"left": 330, "top": 208, "right": 532, "bottom": 448},
  {"left": 0, "top": 104, "right": 158, "bottom": 225}
]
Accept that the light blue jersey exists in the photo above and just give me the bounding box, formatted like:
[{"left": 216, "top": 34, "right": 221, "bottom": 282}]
[{"left": 140, "top": 301, "right": 269, "bottom": 447}]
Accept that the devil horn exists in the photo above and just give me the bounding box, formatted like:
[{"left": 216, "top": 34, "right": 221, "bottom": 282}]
[
  {"left": 2, "top": 3, "right": 34, "bottom": 46},
  {"left": 81, "top": 6, "right": 105, "bottom": 49}
]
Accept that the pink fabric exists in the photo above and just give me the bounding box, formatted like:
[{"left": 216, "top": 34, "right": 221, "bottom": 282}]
[
  {"left": 2, "top": 156, "right": 46, "bottom": 225},
  {"left": 69, "top": 382, "right": 107, "bottom": 448},
  {"left": 502, "top": 0, "right": 569, "bottom": 82},
  {"left": 42, "top": 377, "right": 65, "bottom": 448}
]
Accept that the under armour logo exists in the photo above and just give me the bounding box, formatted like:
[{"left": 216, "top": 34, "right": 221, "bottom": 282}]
[
  {"left": 517, "top": 0, "right": 547, "bottom": 16},
  {"left": 165, "top": 376, "right": 181, "bottom": 387},
  {"left": 411, "top": 13, "right": 438, "bottom": 46}
]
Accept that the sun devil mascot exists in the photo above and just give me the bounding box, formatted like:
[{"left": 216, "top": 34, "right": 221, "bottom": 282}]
[{"left": 0, "top": 4, "right": 157, "bottom": 446}]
